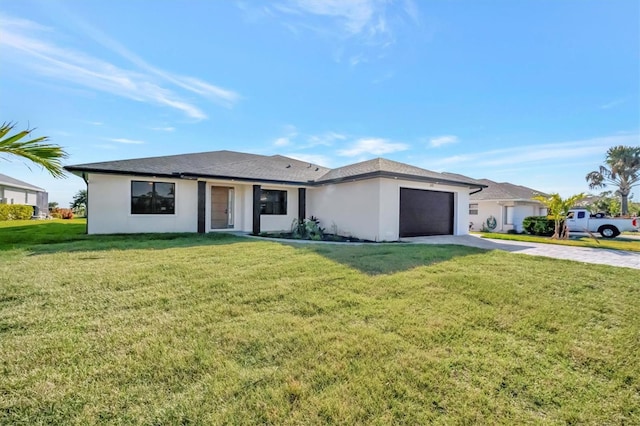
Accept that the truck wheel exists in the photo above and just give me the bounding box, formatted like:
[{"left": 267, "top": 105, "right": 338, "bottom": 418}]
[{"left": 598, "top": 225, "right": 620, "bottom": 238}]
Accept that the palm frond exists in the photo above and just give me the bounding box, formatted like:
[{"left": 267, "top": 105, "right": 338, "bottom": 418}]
[{"left": 0, "top": 122, "right": 68, "bottom": 178}]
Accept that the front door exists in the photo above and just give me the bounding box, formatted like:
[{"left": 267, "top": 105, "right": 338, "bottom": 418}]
[{"left": 211, "top": 186, "right": 233, "bottom": 229}]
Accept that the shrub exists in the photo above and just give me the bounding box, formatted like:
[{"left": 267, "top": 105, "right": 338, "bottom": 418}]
[
  {"left": 522, "top": 216, "right": 559, "bottom": 236},
  {"left": 291, "top": 216, "right": 325, "bottom": 240},
  {"left": 59, "top": 208, "right": 74, "bottom": 220},
  {"left": 0, "top": 204, "right": 33, "bottom": 221}
]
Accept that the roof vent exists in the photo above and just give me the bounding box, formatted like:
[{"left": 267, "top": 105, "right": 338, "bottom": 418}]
[{"left": 286, "top": 164, "right": 291, "bottom": 168}]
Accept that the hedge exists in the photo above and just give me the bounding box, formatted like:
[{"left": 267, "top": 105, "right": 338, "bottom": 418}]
[
  {"left": 0, "top": 204, "right": 33, "bottom": 221},
  {"left": 522, "top": 216, "right": 560, "bottom": 236}
]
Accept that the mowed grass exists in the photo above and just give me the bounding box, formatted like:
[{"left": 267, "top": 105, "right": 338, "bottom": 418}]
[
  {"left": 1, "top": 222, "right": 639, "bottom": 424},
  {"left": 478, "top": 231, "right": 640, "bottom": 252}
]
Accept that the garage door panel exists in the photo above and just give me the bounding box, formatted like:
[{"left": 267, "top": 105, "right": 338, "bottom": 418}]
[{"left": 399, "top": 188, "right": 453, "bottom": 237}]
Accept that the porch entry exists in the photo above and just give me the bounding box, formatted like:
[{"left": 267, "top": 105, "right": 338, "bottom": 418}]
[{"left": 211, "top": 186, "right": 234, "bottom": 229}]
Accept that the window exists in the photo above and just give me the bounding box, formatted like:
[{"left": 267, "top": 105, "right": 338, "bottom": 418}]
[
  {"left": 131, "top": 181, "right": 175, "bottom": 214},
  {"left": 260, "top": 189, "right": 287, "bottom": 215},
  {"left": 504, "top": 206, "right": 514, "bottom": 225},
  {"left": 469, "top": 203, "right": 478, "bottom": 215},
  {"left": 577, "top": 211, "right": 586, "bottom": 219}
]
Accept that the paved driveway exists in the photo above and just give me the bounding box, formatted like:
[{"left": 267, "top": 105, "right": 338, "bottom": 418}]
[{"left": 401, "top": 234, "right": 640, "bottom": 270}]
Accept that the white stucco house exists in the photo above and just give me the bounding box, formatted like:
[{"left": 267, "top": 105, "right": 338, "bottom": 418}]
[
  {"left": 0, "top": 173, "right": 49, "bottom": 217},
  {"left": 65, "top": 151, "right": 486, "bottom": 241},
  {"left": 469, "top": 179, "right": 548, "bottom": 233}
]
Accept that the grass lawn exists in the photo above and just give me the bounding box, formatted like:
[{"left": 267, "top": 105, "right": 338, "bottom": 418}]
[
  {"left": 1, "top": 221, "right": 639, "bottom": 424},
  {"left": 477, "top": 231, "right": 640, "bottom": 253}
]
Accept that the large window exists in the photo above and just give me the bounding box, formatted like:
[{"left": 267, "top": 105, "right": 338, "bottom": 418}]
[
  {"left": 131, "top": 181, "right": 175, "bottom": 214},
  {"left": 260, "top": 189, "right": 287, "bottom": 215}
]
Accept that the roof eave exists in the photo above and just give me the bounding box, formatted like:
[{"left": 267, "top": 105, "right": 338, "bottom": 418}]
[
  {"left": 313, "top": 170, "right": 487, "bottom": 189},
  {"left": 63, "top": 167, "right": 315, "bottom": 187}
]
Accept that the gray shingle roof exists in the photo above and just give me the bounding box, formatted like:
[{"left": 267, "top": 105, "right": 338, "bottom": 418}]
[
  {"left": 470, "top": 178, "right": 548, "bottom": 201},
  {"left": 0, "top": 173, "right": 45, "bottom": 191},
  {"left": 65, "top": 150, "right": 331, "bottom": 184},
  {"left": 65, "top": 151, "right": 485, "bottom": 188},
  {"left": 317, "top": 157, "right": 484, "bottom": 187}
]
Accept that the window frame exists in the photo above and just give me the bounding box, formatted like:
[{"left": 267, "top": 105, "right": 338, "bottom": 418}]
[
  {"left": 504, "top": 206, "right": 514, "bottom": 225},
  {"left": 260, "top": 189, "right": 287, "bottom": 215},
  {"left": 131, "top": 180, "right": 176, "bottom": 215},
  {"left": 469, "top": 203, "right": 479, "bottom": 215}
]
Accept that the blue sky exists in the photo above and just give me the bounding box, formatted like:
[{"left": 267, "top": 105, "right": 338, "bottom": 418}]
[{"left": 1, "top": 0, "right": 638, "bottom": 206}]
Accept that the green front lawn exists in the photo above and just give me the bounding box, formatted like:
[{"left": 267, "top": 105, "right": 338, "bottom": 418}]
[
  {"left": 1, "top": 221, "right": 639, "bottom": 424},
  {"left": 477, "top": 231, "right": 640, "bottom": 252}
]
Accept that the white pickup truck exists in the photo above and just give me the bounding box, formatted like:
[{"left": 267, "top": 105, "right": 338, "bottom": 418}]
[{"left": 566, "top": 208, "right": 639, "bottom": 238}]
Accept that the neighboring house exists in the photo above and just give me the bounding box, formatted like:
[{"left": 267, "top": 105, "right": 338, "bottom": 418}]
[
  {"left": 0, "top": 173, "right": 49, "bottom": 217},
  {"left": 64, "top": 150, "right": 486, "bottom": 240},
  {"left": 469, "top": 179, "right": 548, "bottom": 233}
]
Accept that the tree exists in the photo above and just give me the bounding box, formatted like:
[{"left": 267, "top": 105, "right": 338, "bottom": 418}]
[
  {"left": 0, "top": 122, "right": 68, "bottom": 178},
  {"left": 70, "top": 189, "right": 87, "bottom": 216},
  {"left": 533, "top": 192, "right": 585, "bottom": 239},
  {"left": 48, "top": 201, "right": 59, "bottom": 211},
  {"left": 587, "top": 191, "right": 621, "bottom": 216},
  {"left": 586, "top": 145, "right": 640, "bottom": 215}
]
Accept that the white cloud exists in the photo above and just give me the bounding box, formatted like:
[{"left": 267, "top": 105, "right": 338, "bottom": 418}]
[
  {"left": 307, "top": 131, "right": 346, "bottom": 146},
  {"left": 151, "top": 126, "right": 175, "bottom": 132},
  {"left": 429, "top": 134, "right": 639, "bottom": 170},
  {"left": 429, "top": 135, "right": 458, "bottom": 148},
  {"left": 107, "top": 138, "right": 145, "bottom": 144},
  {"left": 600, "top": 98, "right": 625, "bottom": 110},
  {"left": 284, "top": 153, "right": 333, "bottom": 167},
  {"left": 274, "top": 137, "right": 291, "bottom": 147},
  {"left": 283, "top": 0, "right": 381, "bottom": 35},
  {"left": 337, "top": 137, "right": 409, "bottom": 157},
  {"left": 273, "top": 124, "right": 298, "bottom": 147},
  {"left": 0, "top": 14, "right": 240, "bottom": 120}
]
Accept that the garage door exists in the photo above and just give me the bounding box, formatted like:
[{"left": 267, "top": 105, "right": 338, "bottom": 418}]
[{"left": 399, "top": 188, "right": 454, "bottom": 237}]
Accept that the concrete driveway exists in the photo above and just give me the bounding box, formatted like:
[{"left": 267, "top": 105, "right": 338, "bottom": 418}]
[{"left": 401, "top": 234, "right": 640, "bottom": 270}]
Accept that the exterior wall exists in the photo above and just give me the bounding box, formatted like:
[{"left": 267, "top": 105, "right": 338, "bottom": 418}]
[
  {"left": 86, "top": 175, "right": 303, "bottom": 235},
  {"left": 308, "top": 178, "right": 471, "bottom": 241},
  {"left": 260, "top": 185, "right": 299, "bottom": 232},
  {"left": 307, "top": 179, "right": 382, "bottom": 241},
  {"left": 0, "top": 185, "right": 46, "bottom": 216},
  {"left": 470, "top": 200, "right": 545, "bottom": 232},
  {"left": 3, "top": 188, "right": 28, "bottom": 204},
  {"left": 380, "top": 179, "right": 471, "bottom": 239},
  {"left": 87, "top": 173, "right": 198, "bottom": 234}
]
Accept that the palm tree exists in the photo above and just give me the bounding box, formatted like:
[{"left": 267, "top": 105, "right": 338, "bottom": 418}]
[
  {"left": 0, "top": 122, "right": 68, "bottom": 178},
  {"left": 586, "top": 145, "right": 640, "bottom": 215},
  {"left": 533, "top": 192, "right": 585, "bottom": 239}
]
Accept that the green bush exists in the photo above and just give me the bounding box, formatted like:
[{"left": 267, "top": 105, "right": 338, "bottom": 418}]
[
  {"left": 0, "top": 204, "right": 33, "bottom": 221},
  {"left": 522, "top": 216, "right": 559, "bottom": 236}
]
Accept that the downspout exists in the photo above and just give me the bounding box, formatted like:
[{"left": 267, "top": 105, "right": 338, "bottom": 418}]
[
  {"left": 82, "top": 172, "right": 89, "bottom": 235},
  {"left": 470, "top": 187, "right": 484, "bottom": 195}
]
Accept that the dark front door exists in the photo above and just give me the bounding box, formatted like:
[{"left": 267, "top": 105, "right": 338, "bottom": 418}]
[
  {"left": 211, "top": 186, "right": 231, "bottom": 229},
  {"left": 399, "top": 188, "right": 454, "bottom": 237}
]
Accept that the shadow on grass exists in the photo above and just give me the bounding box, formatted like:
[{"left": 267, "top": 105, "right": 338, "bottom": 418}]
[
  {"left": 1, "top": 221, "right": 490, "bottom": 275},
  {"left": 0, "top": 221, "right": 245, "bottom": 254},
  {"left": 297, "top": 242, "right": 487, "bottom": 275}
]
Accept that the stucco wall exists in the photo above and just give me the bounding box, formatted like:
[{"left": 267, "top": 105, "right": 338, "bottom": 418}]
[
  {"left": 471, "top": 200, "right": 545, "bottom": 232},
  {"left": 308, "top": 179, "right": 382, "bottom": 241},
  {"left": 3, "top": 188, "right": 29, "bottom": 204},
  {"left": 309, "top": 178, "right": 471, "bottom": 241},
  {"left": 260, "top": 185, "right": 299, "bottom": 232},
  {"left": 87, "top": 173, "right": 198, "bottom": 234}
]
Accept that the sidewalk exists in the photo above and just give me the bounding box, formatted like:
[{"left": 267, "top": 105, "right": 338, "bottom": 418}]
[{"left": 401, "top": 234, "right": 640, "bottom": 270}]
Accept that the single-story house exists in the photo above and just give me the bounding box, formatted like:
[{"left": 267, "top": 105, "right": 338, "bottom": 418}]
[
  {"left": 64, "top": 151, "right": 487, "bottom": 241},
  {"left": 469, "top": 178, "right": 548, "bottom": 233},
  {"left": 0, "top": 173, "right": 49, "bottom": 217}
]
